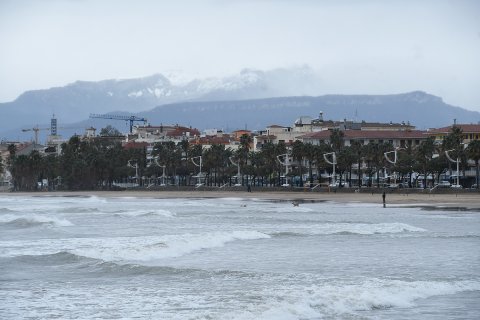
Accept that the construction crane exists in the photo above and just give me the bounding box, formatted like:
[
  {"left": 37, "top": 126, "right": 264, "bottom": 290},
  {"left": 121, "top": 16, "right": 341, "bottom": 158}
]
[
  {"left": 89, "top": 114, "right": 147, "bottom": 133},
  {"left": 21, "top": 126, "right": 50, "bottom": 146}
]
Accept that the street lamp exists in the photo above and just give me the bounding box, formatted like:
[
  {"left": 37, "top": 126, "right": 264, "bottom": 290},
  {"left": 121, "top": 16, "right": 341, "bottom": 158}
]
[
  {"left": 277, "top": 153, "right": 291, "bottom": 187},
  {"left": 127, "top": 160, "right": 139, "bottom": 185},
  {"left": 323, "top": 152, "right": 337, "bottom": 186},
  {"left": 147, "top": 157, "right": 167, "bottom": 186},
  {"left": 191, "top": 156, "right": 203, "bottom": 187},
  {"left": 384, "top": 147, "right": 405, "bottom": 186},
  {"left": 445, "top": 149, "right": 461, "bottom": 188},
  {"left": 229, "top": 157, "right": 242, "bottom": 186}
]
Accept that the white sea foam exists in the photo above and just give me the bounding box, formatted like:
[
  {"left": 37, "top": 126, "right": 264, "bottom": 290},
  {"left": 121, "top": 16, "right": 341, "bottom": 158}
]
[
  {"left": 73, "top": 231, "right": 270, "bottom": 262},
  {"left": 231, "top": 279, "right": 480, "bottom": 320},
  {"left": 258, "top": 206, "right": 315, "bottom": 213},
  {"left": 271, "top": 222, "right": 426, "bottom": 237},
  {"left": 0, "top": 213, "right": 73, "bottom": 227},
  {"left": 0, "top": 230, "right": 270, "bottom": 261},
  {"left": 113, "top": 209, "right": 176, "bottom": 217}
]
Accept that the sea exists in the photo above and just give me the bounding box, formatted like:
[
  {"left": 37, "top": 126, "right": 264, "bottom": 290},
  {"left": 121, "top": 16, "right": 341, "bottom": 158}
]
[{"left": 0, "top": 194, "right": 479, "bottom": 320}]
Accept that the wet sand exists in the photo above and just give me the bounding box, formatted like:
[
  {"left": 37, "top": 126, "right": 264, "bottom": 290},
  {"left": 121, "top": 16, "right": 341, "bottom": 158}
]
[{"left": 3, "top": 190, "right": 480, "bottom": 210}]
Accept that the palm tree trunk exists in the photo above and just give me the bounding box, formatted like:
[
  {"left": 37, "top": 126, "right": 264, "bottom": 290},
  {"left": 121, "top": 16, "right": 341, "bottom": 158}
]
[{"left": 476, "top": 161, "right": 479, "bottom": 189}]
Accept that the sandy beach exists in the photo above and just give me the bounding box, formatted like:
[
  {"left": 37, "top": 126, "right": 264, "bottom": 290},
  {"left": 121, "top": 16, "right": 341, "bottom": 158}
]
[{"left": 3, "top": 190, "right": 480, "bottom": 210}]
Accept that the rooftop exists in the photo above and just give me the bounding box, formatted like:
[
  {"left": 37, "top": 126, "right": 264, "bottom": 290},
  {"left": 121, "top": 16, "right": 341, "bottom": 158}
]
[{"left": 301, "top": 130, "right": 427, "bottom": 140}]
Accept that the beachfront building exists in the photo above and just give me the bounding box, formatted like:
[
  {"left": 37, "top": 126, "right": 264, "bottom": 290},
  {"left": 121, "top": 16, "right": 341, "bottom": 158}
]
[
  {"left": 253, "top": 112, "right": 417, "bottom": 152},
  {"left": 293, "top": 111, "right": 415, "bottom": 133},
  {"left": 299, "top": 129, "right": 428, "bottom": 148},
  {"left": 129, "top": 124, "right": 200, "bottom": 144},
  {"left": 253, "top": 125, "right": 303, "bottom": 151},
  {"left": 426, "top": 124, "right": 480, "bottom": 145}
]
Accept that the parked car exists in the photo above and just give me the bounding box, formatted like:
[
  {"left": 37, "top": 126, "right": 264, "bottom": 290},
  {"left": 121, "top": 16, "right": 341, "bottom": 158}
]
[
  {"left": 450, "top": 184, "right": 463, "bottom": 189},
  {"left": 471, "top": 184, "right": 478, "bottom": 189},
  {"left": 329, "top": 181, "right": 345, "bottom": 188},
  {"left": 437, "top": 181, "right": 451, "bottom": 188}
]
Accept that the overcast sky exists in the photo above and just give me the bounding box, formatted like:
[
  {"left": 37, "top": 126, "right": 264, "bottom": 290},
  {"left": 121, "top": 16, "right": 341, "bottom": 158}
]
[{"left": 1, "top": 0, "right": 479, "bottom": 111}]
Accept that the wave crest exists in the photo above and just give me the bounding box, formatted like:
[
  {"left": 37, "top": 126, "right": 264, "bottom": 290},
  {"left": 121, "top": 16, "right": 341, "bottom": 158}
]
[
  {"left": 271, "top": 223, "right": 425, "bottom": 237},
  {"left": 72, "top": 230, "right": 270, "bottom": 262},
  {"left": 230, "top": 278, "right": 480, "bottom": 319},
  {"left": 0, "top": 214, "right": 73, "bottom": 228}
]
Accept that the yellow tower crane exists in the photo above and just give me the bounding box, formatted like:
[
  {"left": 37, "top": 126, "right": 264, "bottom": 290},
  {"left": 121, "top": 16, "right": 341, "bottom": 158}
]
[{"left": 21, "top": 126, "right": 50, "bottom": 146}]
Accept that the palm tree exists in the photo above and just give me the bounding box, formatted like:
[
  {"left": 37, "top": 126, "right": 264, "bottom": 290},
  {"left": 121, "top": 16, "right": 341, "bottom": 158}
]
[
  {"left": 395, "top": 147, "right": 415, "bottom": 188},
  {"left": 362, "top": 143, "right": 375, "bottom": 187},
  {"left": 203, "top": 144, "right": 227, "bottom": 186},
  {"left": 414, "top": 136, "right": 436, "bottom": 189},
  {"left": 291, "top": 140, "right": 305, "bottom": 186},
  {"left": 239, "top": 134, "right": 253, "bottom": 170},
  {"left": 467, "top": 140, "right": 480, "bottom": 189},
  {"left": 303, "top": 143, "right": 316, "bottom": 186},
  {"left": 350, "top": 140, "right": 364, "bottom": 188},
  {"left": 259, "top": 142, "right": 277, "bottom": 186},
  {"left": 312, "top": 143, "right": 329, "bottom": 185},
  {"left": 338, "top": 146, "right": 356, "bottom": 187},
  {"left": 248, "top": 150, "right": 264, "bottom": 186},
  {"left": 442, "top": 126, "right": 465, "bottom": 185},
  {"left": 329, "top": 129, "right": 344, "bottom": 151}
]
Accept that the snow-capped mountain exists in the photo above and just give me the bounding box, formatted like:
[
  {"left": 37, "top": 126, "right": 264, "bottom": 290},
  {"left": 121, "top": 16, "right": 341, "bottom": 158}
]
[
  {"left": 1, "top": 67, "right": 479, "bottom": 142},
  {"left": 0, "top": 66, "right": 319, "bottom": 133}
]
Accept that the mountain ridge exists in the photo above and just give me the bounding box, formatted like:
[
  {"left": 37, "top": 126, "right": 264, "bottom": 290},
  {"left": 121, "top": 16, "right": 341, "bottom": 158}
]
[{"left": 1, "top": 68, "right": 479, "bottom": 141}]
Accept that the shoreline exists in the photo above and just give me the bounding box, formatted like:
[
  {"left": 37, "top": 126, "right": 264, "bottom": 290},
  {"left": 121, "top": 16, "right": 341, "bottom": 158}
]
[{"left": 2, "top": 190, "right": 480, "bottom": 210}]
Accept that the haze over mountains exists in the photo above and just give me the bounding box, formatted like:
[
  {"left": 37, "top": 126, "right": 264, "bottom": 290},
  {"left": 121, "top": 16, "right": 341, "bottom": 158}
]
[{"left": 1, "top": 67, "right": 479, "bottom": 141}]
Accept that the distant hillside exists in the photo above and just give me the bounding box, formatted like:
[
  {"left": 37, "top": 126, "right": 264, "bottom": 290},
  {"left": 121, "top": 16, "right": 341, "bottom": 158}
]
[
  {"left": 1, "top": 68, "right": 479, "bottom": 142},
  {"left": 139, "top": 91, "right": 480, "bottom": 131},
  {"left": 0, "top": 67, "right": 318, "bottom": 134}
]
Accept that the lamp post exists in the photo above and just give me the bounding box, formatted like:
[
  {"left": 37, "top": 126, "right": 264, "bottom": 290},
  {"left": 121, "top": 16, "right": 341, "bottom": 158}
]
[
  {"left": 191, "top": 156, "right": 203, "bottom": 187},
  {"left": 127, "top": 160, "right": 139, "bottom": 185},
  {"left": 384, "top": 147, "right": 405, "bottom": 186},
  {"left": 445, "top": 149, "right": 460, "bottom": 187},
  {"left": 277, "top": 153, "right": 291, "bottom": 187},
  {"left": 229, "top": 157, "right": 242, "bottom": 186},
  {"left": 149, "top": 157, "right": 166, "bottom": 186},
  {"left": 323, "top": 152, "right": 337, "bottom": 186}
]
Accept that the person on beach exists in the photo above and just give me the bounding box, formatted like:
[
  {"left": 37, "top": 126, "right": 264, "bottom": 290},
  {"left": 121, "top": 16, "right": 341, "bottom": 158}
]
[{"left": 382, "top": 191, "right": 386, "bottom": 208}]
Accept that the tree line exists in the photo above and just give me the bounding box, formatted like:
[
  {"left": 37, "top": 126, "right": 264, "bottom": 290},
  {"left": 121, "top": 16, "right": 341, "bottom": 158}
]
[{"left": 4, "top": 126, "right": 480, "bottom": 191}]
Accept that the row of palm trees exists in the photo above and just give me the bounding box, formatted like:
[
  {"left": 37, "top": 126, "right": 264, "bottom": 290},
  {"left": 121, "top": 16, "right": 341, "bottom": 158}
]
[{"left": 5, "top": 127, "right": 480, "bottom": 191}]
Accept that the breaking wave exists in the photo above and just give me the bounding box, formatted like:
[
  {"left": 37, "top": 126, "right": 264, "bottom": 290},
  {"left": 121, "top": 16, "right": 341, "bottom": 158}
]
[
  {"left": 0, "top": 214, "right": 73, "bottom": 228},
  {"left": 71, "top": 231, "right": 271, "bottom": 262},
  {"left": 271, "top": 222, "right": 426, "bottom": 237},
  {"left": 230, "top": 278, "right": 480, "bottom": 320},
  {"left": 112, "top": 209, "right": 176, "bottom": 217}
]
